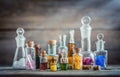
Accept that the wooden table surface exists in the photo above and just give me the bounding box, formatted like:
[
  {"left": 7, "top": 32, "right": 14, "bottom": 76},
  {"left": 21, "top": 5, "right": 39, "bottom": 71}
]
[{"left": 0, "top": 65, "right": 120, "bottom": 77}]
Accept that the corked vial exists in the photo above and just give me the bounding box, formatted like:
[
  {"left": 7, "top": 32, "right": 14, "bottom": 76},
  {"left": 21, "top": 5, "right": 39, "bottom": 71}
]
[
  {"left": 73, "top": 48, "right": 83, "bottom": 70},
  {"left": 48, "top": 40, "right": 57, "bottom": 56},
  {"left": 40, "top": 50, "right": 48, "bottom": 70},
  {"left": 34, "top": 44, "right": 41, "bottom": 56},
  {"left": 34, "top": 44, "right": 41, "bottom": 69}
]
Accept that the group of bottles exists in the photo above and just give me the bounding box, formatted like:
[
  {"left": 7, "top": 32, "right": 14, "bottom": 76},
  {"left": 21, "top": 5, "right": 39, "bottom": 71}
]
[{"left": 12, "top": 16, "right": 107, "bottom": 71}]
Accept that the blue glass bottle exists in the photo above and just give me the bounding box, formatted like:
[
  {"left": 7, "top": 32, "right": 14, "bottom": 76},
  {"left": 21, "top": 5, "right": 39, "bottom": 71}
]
[{"left": 94, "top": 33, "right": 107, "bottom": 69}]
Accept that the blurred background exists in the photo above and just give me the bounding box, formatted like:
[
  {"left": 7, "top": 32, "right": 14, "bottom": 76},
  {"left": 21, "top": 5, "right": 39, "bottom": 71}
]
[{"left": 0, "top": 0, "right": 120, "bottom": 66}]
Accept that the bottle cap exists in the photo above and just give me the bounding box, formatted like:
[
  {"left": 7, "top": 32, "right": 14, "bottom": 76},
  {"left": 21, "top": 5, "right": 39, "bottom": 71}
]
[{"left": 49, "top": 40, "right": 57, "bottom": 45}]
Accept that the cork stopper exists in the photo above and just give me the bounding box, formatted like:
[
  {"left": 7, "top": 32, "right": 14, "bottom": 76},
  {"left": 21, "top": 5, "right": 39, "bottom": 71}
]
[
  {"left": 35, "top": 44, "right": 40, "bottom": 49},
  {"left": 41, "top": 50, "right": 47, "bottom": 57},
  {"left": 48, "top": 40, "right": 57, "bottom": 45},
  {"left": 27, "top": 41, "right": 34, "bottom": 47},
  {"left": 75, "top": 48, "right": 81, "bottom": 53}
]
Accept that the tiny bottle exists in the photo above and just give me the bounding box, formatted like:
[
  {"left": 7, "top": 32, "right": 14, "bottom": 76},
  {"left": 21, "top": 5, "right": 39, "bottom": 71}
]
[
  {"left": 73, "top": 48, "right": 82, "bottom": 70},
  {"left": 13, "top": 27, "right": 26, "bottom": 69},
  {"left": 47, "top": 40, "right": 58, "bottom": 70},
  {"left": 94, "top": 33, "right": 107, "bottom": 69},
  {"left": 80, "top": 16, "right": 94, "bottom": 66},
  {"left": 26, "top": 41, "right": 36, "bottom": 70},
  {"left": 35, "top": 44, "right": 41, "bottom": 69},
  {"left": 40, "top": 50, "right": 48, "bottom": 70},
  {"left": 60, "top": 51, "right": 68, "bottom": 70},
  {"left": 68, "top": 30, "right": 75, "bottom": 69},
  {"left": 50, "top": 56, "right": 57, "bottom": 71}
]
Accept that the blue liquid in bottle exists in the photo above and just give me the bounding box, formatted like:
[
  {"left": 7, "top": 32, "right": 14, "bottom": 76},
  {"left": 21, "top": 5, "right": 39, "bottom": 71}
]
[{"left": 94, "top": 33, "right": 107, "bottom": 69}]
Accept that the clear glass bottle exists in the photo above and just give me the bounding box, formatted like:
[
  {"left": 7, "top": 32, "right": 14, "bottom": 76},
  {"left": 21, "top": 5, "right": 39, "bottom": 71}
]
[
  {"left": 58, "top": 35, "right": 68, "bottom": 69},
  {"left": 73, "top": 48, "right": 82, "bottom": 70},
  {"left": 80, "top": 16, "right": 94, "bottom": 65},
  {"left": 68, "top": 30, "right": 75, "bottom": 69},
  {"left": 58, "top": 35, "right": 63, "bottom": 68},
  {"left": 48, "top": 40, "right": 57, "bottom": 56},
  {"left": 26, "top": 41, "right": 36, "bottom": 70},
  {"left": 60, "top": 51, "right": 68, "bottom": 70},
  {"left": 47, "top": 40, "right": 58, "bottom": 70},
  {"left": 94, "top": 33, "right": 107, "bottom": 69},
  {"left": 35, "top": 44, "right": 41, "bottom": 69},
  {"left": 40, "top": 50, "right": 48, "bottom": 70},
  {"left": 12, "top": 27, "right": 26, "bottom": 69}
]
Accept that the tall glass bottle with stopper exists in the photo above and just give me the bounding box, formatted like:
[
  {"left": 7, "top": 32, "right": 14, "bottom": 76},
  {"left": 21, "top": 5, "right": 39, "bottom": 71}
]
[
  {"left": 47, "top": 40, "right": 58, "bottom": 71},
  {"left": 94, "top": 33, "right": 107, "bottom": 69},
  {"left": 12, "top": 27, "right": 26, "bottom": 69},
  {"left": 72, "top": 48, "right": 82, "bottom": 70},
  {"left": 58, "top": 35, "right": 62, "bottom": 68},
  {"left": 26, "top": 41, "right": 36, "bottom": 70},
  {"left": 68, "top": 30, "right": 75, "bottom": 69},
  {"left": 58, "top": 35, "right": 68, "bottom": 69},
  {"left": 80, "top": 16, "right": 94, "bottom": 65}
]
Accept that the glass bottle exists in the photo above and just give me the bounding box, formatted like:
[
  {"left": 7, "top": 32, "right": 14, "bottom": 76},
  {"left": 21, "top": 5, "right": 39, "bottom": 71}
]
[
  {"left": 40, "top": 50, "right": 48, "bottom": 70},
  {"left": 80, "top": 16, "right": 94, "bottom": 65},
  {"left": 26, "top": 41, "right": 36, "bottom": 70},
  {"left": 35, "top": 44, "right": 41, "bottom": 69},
  {"left": 12, "top": 27, "right": 26, "bottom": 69},
  {"left": 47, "top": 40, "right": 58, "bottom": 70},
  {"left": 94, "top": 33, "right": 107, "bottom": 69},
  {"left": 58, "top": 35, "right": 63, "bottom": 68},
  {"left": 58, "top": 35, "right": 68, "bottom": 69},
  {"left": 73, "top": 48, "right": 82, "bottom": 70},
  {"left": 68, "top": 30, "right": 75, "bottom": 69},
  {"left": 50, "top": 56, "right": 57, "bottom": 71},
  {"left": 60, "top": 51, "right": 68, "bottom": 70}
]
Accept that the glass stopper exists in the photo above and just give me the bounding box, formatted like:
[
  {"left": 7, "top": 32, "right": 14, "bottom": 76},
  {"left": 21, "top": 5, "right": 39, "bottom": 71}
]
[
  {"left": 97, "top": 33, "right": 104, "bottom": 40},
  {"left": 16, "top": 27, "right": 24, "bottom": 35},
  {"left": 81, "top": 16, "right": 91, "bottom": 25}
]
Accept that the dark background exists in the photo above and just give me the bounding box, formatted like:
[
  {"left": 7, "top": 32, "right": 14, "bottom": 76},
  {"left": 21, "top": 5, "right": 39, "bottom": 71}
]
[{"left": 0, "top": 0, "right": 120, "bottom": 66}]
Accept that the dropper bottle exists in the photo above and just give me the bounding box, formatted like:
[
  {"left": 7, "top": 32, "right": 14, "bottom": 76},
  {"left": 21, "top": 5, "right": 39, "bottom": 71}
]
[{"left": 94, "top": 33, "right": 107, "bottom": 69}]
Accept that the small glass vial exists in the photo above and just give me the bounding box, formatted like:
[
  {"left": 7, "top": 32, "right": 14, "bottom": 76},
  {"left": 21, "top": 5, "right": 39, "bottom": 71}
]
[
  {"left": 26, "top": 41, "right": 36, "bottom": 70},
  {"left": 48, "top": 40, "right": 57, "bottom": 56},
  {"left": 35, "top": 44, "right": 41, "bottom": 69},
  {"left": 50, "top": 56, "right": 57, "bottom": 71},
  {"left": 13, "top": 27, "right": 26, "bottom": 69},
  {"left": 73, "top": 48, "right": 82, "bottom": 70},
  {"left": 47, "top": 40, "right": 58, "bottom": 69},
  {"left": 80, "top": 16, "right": 94, "bottom": 66},
  {"left": 68, "top": 30, "right": 75, "bottom": 69},
  {"left": 60, "top": 51, "right": 68, "bottom": 70},
  {"left": 40, "top": 50, "right": 48, "bottom": 70},
  {"left": 94, "top": 33, "right": 107, "bottom": 69}
]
